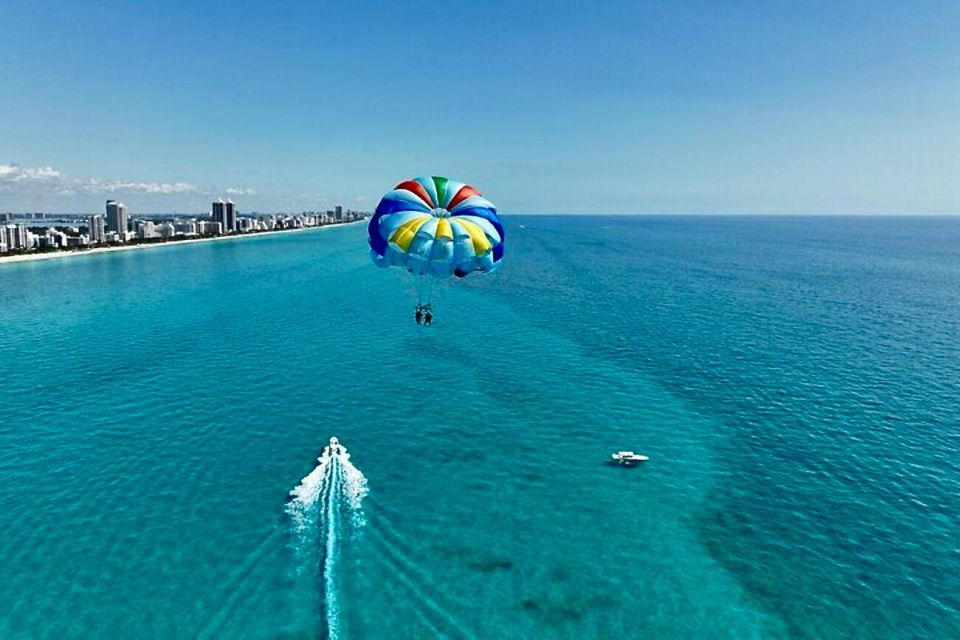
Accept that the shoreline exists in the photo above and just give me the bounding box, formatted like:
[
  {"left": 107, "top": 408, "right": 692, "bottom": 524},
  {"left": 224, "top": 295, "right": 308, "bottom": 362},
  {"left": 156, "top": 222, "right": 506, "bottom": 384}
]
[{"left": 0, "top": 220, "right": 365, "bottom": 266}]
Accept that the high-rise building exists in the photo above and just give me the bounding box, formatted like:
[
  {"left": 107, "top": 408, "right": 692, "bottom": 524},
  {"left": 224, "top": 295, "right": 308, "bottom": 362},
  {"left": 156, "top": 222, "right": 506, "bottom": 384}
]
[
  {"left": 136, "top": 220, "right": 158, "bottom": 239},
  {"left": 3, "top": 224, "right": 28, "bottom": 251},
  {"left": 198, "top": 220, "right": 223, "bottom": 235},
  {"left": 212, "top": 198, "right": 237, "bottom": 233},
  {"left": 212, "top": 198, "right": 225, "bottom": 229},
  {"left": 105, "top": 200, "right": 128, "bottom": 235},
  {"left": 157, "top": 222, "right": 176, "bottom": 239},
  {"left": 225, "top": 199, "right": 236, "bottom": 233},
  {"left": 88, "top": 214, "right": 106, "bottom": 244},
  {"left": 174, "top": 219, "right": 198, "bottom": 235}
]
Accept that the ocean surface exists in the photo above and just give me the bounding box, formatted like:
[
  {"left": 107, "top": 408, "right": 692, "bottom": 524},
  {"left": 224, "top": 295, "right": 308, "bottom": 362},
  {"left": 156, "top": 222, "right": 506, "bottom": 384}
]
[{"left": 1, "top": 216, "right": 958, "bottom": 639}]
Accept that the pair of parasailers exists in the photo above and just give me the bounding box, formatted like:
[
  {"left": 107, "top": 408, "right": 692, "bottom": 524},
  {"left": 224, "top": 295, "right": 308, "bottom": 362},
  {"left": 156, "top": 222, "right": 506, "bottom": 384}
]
[{"left": 414, "top": 304, "right": 433, "bottom": 326}]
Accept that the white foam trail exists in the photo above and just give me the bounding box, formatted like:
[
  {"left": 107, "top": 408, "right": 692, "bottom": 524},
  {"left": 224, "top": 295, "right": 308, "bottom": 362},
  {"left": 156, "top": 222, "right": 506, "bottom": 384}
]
[
  {"left": 338, "top": 451, "right": 369, "bottom": 528},
  {"left": 324, "top": 457, "right": 342, "bottom": 639},
  {"left": 286, "top": 442, "right": 368, "bottom": 639},
  {"left": 286, "top": 449, "right": 333, "bottom": 536}
]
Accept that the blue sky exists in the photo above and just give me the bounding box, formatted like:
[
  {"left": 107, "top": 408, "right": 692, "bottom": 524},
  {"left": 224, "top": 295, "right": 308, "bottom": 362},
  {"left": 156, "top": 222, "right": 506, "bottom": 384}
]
[{"left": 1, "top": 0, "right": 958, "bottom": 214}]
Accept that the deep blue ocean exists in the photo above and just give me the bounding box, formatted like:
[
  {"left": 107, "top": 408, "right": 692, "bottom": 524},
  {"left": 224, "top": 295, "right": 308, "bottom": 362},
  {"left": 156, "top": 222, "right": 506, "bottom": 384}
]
[{"left": 1, "top": 216, "right": 958, "bottom": 639}]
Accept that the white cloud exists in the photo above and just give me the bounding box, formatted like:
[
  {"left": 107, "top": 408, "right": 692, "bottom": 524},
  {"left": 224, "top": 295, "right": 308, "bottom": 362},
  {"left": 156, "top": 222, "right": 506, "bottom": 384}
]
[
  {"left": 76, "top": 178, "right": 201, "bottom": 195},
  {"left": 0, "top": 162, "right": 256, "bottom": 203},
  {"left": 0, "top": 163, "right": 62, "bottom": 184}
]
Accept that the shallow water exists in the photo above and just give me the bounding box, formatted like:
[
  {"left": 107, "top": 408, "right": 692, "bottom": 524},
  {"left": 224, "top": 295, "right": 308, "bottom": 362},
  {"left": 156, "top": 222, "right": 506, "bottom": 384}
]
[{"left": 1, "top": 217, "right": 957, "bottom": 638}]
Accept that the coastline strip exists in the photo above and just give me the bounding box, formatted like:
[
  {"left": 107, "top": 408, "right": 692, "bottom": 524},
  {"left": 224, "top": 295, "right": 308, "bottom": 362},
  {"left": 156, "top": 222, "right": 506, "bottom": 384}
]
[{"left": 0, "top": 220, "right": 365, "bottom": 266}]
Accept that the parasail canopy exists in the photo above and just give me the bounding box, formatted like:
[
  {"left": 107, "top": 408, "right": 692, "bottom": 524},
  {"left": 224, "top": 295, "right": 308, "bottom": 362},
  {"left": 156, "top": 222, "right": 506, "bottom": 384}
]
[{"left": 368, "top": 176, "right": 504, "bottom": 279}]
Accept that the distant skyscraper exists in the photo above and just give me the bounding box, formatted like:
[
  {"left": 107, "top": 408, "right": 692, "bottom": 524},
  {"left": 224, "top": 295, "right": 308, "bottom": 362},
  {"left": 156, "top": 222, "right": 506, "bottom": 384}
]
[
  {"left": 105, "top": 200, "right": 128, "bottom": 235},
  {"left": 212, "top": 198, "right": 226, "bottom": 229},
  {"left": 211, "top": 198, "right": 238, "bottom": 232},
  {"left": 3, "top": 224, "right": 27, "bottom": 251},
  {"left": 88, "top": 214, "right": 106, "bottom": 244},
  {"left": 225, "top": 199, "right": 236, "bottom": 232}
]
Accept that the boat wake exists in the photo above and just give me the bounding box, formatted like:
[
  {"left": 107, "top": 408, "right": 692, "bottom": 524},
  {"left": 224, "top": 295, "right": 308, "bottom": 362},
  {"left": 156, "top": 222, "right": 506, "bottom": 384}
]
[
  {"left": 195, "top": 525, "right": 284, "bottom": 640},
  {"left": 362, "top": 497, "right": 476, "bottom": 640},
  {"left": 286, "top": 438, "right": 368, "bottom": 639}
]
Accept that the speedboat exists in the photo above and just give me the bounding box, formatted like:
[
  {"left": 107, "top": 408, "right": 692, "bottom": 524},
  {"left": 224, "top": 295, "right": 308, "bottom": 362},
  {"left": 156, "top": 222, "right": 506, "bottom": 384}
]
[
  {"left": 611, "top": 451, "right": 648, "bottom": 465},
  {"left": 325, "top": 436, "right": 345, "bottom": 457}
]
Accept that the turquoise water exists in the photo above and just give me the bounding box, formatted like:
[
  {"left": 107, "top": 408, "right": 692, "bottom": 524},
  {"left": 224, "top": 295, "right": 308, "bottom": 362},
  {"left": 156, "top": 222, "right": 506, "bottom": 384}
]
[{"left": 1, "top": 217, "right": 958, "bottom": 639}]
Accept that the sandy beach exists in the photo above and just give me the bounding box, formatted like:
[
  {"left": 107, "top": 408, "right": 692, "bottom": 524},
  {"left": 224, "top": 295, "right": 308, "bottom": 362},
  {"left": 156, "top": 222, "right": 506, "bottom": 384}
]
[{"left": 0, "top": 220, "right": 365, "bottom": 266}]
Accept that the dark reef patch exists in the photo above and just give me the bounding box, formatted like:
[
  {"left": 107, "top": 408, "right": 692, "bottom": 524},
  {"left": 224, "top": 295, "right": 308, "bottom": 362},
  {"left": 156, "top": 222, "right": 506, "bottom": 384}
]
[{"left": 466, "top": 558, "right": 513, "bottom": 573}]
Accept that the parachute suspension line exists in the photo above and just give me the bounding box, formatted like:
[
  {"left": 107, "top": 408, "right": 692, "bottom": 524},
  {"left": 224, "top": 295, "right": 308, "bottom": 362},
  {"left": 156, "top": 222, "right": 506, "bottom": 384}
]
[{"left": 416, "top": 275, "right": 434, "bottom": 307}]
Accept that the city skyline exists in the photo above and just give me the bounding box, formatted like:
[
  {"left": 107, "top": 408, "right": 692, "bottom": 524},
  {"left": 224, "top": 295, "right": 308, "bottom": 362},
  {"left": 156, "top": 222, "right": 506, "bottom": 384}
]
[
  {"left": 0, "top": 196, "right": 365, "bottom": 217},
  {"left": 2, "top": 1, "right": 959, "bottom": 214},
  {"left": 0, "top": 195, "right": 364, "bottom": 257}
]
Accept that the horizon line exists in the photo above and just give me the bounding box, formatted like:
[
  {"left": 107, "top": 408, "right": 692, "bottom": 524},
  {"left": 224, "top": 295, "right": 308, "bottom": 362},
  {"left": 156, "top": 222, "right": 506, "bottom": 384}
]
[{"left": 3, "top": 211, "right": 959, "bottom": 218}]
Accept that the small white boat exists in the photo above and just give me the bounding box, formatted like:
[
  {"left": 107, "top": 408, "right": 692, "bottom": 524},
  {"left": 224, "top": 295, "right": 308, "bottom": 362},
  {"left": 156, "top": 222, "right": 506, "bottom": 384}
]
[
  {"left": 611, "top": 451, "right": 649, "bottom": 465},
  {"left": 325, "top": 436, "right": 346, "bottom": 457}
]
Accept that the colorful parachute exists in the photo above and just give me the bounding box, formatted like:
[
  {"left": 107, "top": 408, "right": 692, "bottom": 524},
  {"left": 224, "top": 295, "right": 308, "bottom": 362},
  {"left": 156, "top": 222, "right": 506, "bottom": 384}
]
[{"left": 368, "top": 176, "right": 504, "bottom": 279}]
